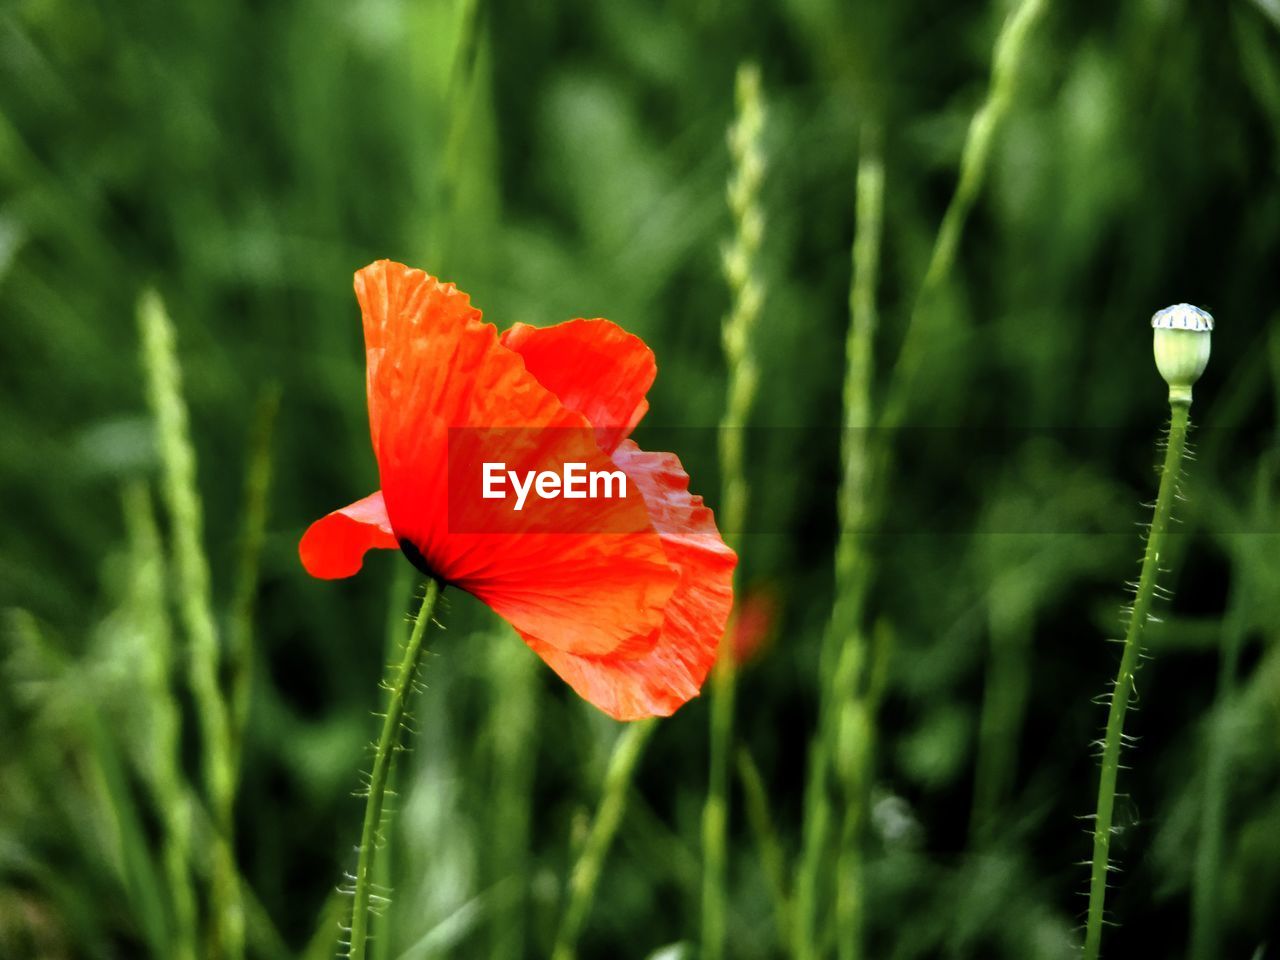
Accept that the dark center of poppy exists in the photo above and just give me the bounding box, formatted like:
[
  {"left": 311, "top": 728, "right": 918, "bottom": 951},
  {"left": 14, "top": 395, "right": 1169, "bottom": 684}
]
[{"left": 398, "top": 538, "right": 444, "bottom": 583}]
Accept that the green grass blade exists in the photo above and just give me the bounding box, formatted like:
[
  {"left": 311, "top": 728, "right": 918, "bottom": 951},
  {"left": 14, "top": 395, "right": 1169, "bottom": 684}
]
[
  {"left": 704, "top": 61, "right": 768, "bottom": 960},
  {"left": 137, "top": 288, "right": 243, "bottom": 959},
  {"left": 121, "top": 482, "right": 199, "bottom": 960},
  {"left": 228, "top": 384, "right": 280, "bottom": 780},
  {"left": 552, "top": 719, "right": 657, "bottom": 960}
]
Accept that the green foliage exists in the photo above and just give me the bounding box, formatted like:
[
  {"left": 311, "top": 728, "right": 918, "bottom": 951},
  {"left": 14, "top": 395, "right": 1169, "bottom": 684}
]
[{"left": 3, "top": 0, "right": 1280, "bottom": 958}]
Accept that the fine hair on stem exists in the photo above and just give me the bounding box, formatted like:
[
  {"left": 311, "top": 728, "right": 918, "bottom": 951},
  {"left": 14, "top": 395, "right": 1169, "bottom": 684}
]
[
  {"left": 346, "top": 579, "right": 444, "bottom": 960},
  {"left": 1083, "top": 400, "right": 1194, "bottom": 958}
]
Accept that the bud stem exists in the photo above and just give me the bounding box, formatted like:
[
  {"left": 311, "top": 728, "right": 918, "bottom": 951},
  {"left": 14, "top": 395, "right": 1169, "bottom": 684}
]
[{"left": 1084, "top": 399, "right": 1191, "bottom": 959}]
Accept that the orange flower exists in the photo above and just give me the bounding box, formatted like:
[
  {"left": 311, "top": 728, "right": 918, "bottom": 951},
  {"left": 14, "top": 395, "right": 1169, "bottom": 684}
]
[{"left": 300, "top": 260, "right": 736, "bottom": 720}]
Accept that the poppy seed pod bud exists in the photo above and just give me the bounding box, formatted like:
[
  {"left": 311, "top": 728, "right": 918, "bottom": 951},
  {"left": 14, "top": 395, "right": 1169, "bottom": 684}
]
[{"left": 1152, "top": 303, "right": 1213, "bottom": 405}]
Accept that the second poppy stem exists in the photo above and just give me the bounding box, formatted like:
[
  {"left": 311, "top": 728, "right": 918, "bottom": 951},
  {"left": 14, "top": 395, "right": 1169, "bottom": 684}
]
[
  {"left": 1084, "top": 400, "right": 1191, "bottom": 959},
  {"left": 347, "top": 578, "right": 443, "bottom": 960}
]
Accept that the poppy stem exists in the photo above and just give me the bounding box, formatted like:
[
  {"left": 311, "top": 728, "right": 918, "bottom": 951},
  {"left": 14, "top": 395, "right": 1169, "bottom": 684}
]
[
  {"left": 347, "top": 578, "right": 443, "bottom": 960},
  {"left": 1084, "top": 400, "right": 1191, "bottom": 959}
]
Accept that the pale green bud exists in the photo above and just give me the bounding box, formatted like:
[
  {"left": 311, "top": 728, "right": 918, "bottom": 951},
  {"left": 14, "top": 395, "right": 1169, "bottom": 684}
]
[{"left": 1152, "top": 303, "right": 1213, "bottom": 405}]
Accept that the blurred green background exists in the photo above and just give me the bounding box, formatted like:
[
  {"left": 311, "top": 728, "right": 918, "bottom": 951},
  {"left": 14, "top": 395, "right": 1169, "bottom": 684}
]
[{"left": 3, "top": 0, "right": 1280, "bottom": 957}]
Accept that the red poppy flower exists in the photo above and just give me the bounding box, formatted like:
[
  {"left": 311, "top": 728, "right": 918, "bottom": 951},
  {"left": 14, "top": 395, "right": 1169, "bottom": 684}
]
[{"left": 300, "top": 260, "right": 736, "bottom": 720}]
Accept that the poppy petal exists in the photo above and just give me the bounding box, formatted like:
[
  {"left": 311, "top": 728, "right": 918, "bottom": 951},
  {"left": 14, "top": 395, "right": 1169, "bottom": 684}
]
[
  {"left": 354, "top": 260, "right": 676, "bottom": 657},
  {"left": 519, "top": 441, "right": 737, "bottom": 719},
  {"left": 299, "top": 490, "right": 398, "bottom": 579},
  {"left": 500, "top": 319, "right": 655, "bottom": 453}
]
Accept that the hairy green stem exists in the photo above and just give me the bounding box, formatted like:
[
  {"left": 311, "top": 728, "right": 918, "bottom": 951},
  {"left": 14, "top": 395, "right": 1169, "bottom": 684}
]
[
  {"left": 138, "top": 289, "right": 243, "bottom": 960},
  {"left": 704, "top": 60, "right": 767, "bottom": 960},
  {"left": 552, "top": 718, "right": 657, "bottom": 960},
  {"left": 1084, "top": 400, "right": 1191, "bottom": 958},
  {"left": 348, "top": 579, "right": 443, "bottom": 960},
  {"left": 371, "top": 564, "right": 415, "bottom": 960}
]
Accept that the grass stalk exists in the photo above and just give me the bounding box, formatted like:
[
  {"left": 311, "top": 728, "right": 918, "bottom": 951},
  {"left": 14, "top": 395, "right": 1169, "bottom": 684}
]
[
  {"left": 138, "top": 289, "right": 243, "bottom": 960},
  {"left": 1084, "top": 400, "right": 1192, "bottom": 959},
  {"left": 1189, "top": 571, "right": 1248, "bottom": 960},
  {"left": 880, "top": 0, "right": 1050, "bottom": 432},
  {"left": 794, "top": 122, "right": 884, "bottom": 960},
  {"left": 831, "top": 125, "right": 885, "bottom": 960},
  {"left": 921, "top": 0, "right": 1047, "bottom": 293},
  {"left": 486, "top": 639, "right": 538, "bottom": 960},
  {"left": 347, "top": 578, "right": 443, "bottom": 960},
  {"left": 970, "top": 576, "right": 1033, "bottom": 842},
  {"left": 551, "top": 718, "right": 658, "bottom": 960},
  {"left": 183, "top": 798, "right": 293, "bottom": 960},
  {"left": 796, "top": 4, "right": 1048, "bottom": 950},
  {"left": 423, "top": 0, "right": 484, "bottom": 269},
  {"left": 793, "top": 737, "right": 833, "bottom": 960},
  {"left": 121, "top": 482, "right": 199, "bottom": 960},
  {"left": 1189, "top": 457, "right": 1269, "bottom": 958},
  {"left": 228, "top": 384, "right": 280, "bottom": 779},
  {"left": 7, "top": 610, "right": 174, "bottom": 956},
  {"left": 704, "top": 61, "right": 767, "bottom": 960},
  {"left": 736, "top": 747, "right": 791, "bottom": 944}
]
